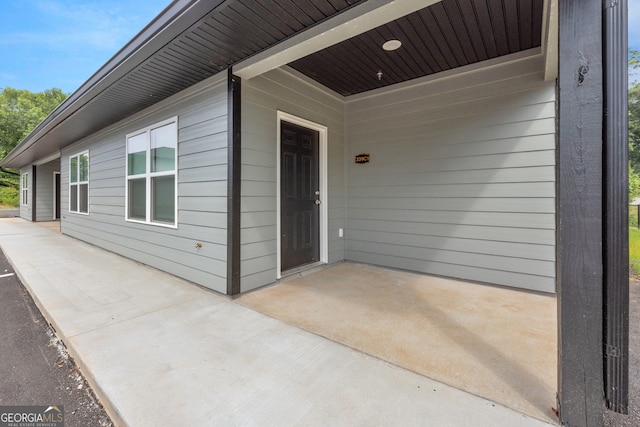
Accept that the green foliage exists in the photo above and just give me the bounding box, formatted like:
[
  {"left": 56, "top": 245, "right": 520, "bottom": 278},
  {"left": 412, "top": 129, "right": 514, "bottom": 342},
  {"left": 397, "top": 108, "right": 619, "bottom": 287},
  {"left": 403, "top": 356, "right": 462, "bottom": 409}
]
[
  {"left": 630, "top": 164, "right": 640, "bottom": 200},
  {"left": 629, "top": 227, "right": 640, "bottom": 274},
  {"left": 630, "top": 81, "right": 640, "bottom": 171},
  {"left": 630, "top": 50, "right": 640, "bottom": 71},
  {"left": 0, "top": 87, "right": 67, "bottom": 159},
  {"left": 0, "top": 87, "right": 67, "bottom": 207},
  {"left": 0, "top": 186, "right": 18, "bottom": 207}
]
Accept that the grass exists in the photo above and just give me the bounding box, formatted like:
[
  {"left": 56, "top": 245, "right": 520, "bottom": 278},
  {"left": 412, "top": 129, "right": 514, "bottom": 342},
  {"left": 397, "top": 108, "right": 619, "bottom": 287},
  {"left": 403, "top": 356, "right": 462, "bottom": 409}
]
[{"left": 630, "top": 227, "right": 640, "bottom": 274}]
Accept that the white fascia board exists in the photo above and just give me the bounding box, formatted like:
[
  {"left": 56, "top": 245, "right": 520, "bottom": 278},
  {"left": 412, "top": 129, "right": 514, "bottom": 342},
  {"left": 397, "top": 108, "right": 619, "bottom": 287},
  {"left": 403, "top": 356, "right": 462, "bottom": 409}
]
[
  {"left": 33, "top": 152, "right": 61, "bottom": 166},
  {"left": 233, "top": 0, "right": 441, "bottom": 80},
  {"left": 542, "top": 0, "right": 558, "bottom": 81}
]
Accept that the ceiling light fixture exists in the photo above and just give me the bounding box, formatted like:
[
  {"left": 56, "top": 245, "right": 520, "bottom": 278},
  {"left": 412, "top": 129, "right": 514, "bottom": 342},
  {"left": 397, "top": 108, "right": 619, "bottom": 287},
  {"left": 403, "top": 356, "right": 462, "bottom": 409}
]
[{"left": 382, "top": 39, "right": 402, "bottom": 51}]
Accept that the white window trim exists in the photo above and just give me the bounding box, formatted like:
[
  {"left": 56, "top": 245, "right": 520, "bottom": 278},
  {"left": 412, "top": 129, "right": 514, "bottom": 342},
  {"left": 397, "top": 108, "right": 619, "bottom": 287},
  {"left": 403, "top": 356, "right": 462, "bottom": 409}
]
[
  {"left": 20, "top": 173, "right": 28, "bottom": 206},
  {"left": 69, "top": 151, "right": 90, "bottom": 215},
  {"left": 125, "top": 116, "right": 178, "bottom": 229}
]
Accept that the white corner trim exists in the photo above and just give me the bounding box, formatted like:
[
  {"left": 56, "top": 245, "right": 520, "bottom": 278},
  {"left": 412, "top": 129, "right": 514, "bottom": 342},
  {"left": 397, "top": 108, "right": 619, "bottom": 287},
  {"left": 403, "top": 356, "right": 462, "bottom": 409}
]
[
  {"left": 233, "top": 0, "right": 440, "bottom": 80},
  {"left": 542, "top": 0, "right": 558, "bottom": 81}
]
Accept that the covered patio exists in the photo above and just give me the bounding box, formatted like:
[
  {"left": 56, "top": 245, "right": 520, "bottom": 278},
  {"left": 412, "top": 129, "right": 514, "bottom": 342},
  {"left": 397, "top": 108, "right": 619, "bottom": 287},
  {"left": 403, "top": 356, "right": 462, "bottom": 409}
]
[{"left": 238, "top": 262, "right": 557, "bottom": 423}]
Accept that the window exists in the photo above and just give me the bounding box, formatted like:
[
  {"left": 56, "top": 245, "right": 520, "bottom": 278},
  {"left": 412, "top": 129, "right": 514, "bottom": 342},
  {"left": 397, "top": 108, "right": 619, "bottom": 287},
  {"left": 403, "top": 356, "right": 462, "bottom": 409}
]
[
  {"left": 21, "top": 173, "right": 28, "bottom": 205},
  {"left": 69, "top": 152, "right": 89, "bottom": 214},
  {"left": 126, "top": 117, "right": 177, "bottom": 227}
]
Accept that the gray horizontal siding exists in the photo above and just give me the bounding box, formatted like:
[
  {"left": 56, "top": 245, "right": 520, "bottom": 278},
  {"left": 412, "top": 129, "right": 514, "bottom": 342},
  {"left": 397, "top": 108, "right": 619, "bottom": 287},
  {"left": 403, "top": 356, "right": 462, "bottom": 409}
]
[
  {"left": 345, "top": 55, "right": 556, "bottom": 293},
  {"left": 60, "top": 72, "right": 229, "bottom": 293},
  {"left": 241, "top": 68, "right": 346, "bottom": 292}
]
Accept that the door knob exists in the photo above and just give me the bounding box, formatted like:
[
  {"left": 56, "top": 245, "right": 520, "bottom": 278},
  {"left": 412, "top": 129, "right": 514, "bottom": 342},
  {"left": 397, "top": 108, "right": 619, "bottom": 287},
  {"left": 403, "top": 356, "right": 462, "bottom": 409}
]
[{"left": 315, "top": 200, "right": 321, "bottom": 205}]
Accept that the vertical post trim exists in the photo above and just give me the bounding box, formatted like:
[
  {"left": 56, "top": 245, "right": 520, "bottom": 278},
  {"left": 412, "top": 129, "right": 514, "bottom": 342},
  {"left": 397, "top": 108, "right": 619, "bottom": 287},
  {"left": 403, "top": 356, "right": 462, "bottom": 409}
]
[
  {"left": 557, "top": 0, "right": 604, "bottom": 425},
  {"left": 603, "top": 0, "right": 629, "bottom": 413},
  {"left": 227, "top": 69, "right": 241, "bottom": 295}
]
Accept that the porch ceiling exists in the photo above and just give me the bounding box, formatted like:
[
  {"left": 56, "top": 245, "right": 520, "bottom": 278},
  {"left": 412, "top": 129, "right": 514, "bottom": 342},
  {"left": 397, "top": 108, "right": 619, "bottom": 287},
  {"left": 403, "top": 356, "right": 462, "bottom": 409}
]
[
  {"left": 290, "top": 0, "right": 544, "bottom": 96},
  {"left": 2, "top": 0, "right": 546, "bottom": 168}
]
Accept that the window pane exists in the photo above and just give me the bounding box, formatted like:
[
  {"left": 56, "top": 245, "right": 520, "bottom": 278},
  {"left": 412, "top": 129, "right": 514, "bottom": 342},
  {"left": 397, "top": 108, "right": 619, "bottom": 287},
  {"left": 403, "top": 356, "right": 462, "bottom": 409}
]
[
  {"left": 70, "top": 157, "right": 78, "bottom": 183},
  {"left": 79, "top": 183, "right": 88, "bottom": 213},
  {"left": 79, "top": 154, "right": 89, "bottom": 182},
  {"left": 150, "top": 122, "right": 176, "bottom": 173},
  {"left": 151, "top": 175, "right": 175, "bottom": 223},
  {"left": 70, "top": 185, "right": 78, "bottom": 212},
  {"left": 127, "top": 133, "right": 147, "bottom": 175},
  {"left": 128, "top": 178, "right": 146, "bottom": 220}
]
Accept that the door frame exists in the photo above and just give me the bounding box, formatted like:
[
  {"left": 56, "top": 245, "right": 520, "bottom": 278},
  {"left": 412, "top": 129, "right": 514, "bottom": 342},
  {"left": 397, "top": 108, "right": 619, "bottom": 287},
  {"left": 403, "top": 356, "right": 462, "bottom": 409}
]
[
  {"left": 276, "top": 111, "right": 328, "bottom": 279},
  {"left": 53, "top": 171, "right": 61, "bottom": 220}
]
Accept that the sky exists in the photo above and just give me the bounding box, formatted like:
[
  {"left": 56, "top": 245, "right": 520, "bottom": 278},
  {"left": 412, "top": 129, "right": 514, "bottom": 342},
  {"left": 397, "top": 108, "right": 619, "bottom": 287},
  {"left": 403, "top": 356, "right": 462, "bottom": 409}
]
[
  {"left": 0, "top": 0, "right": 171, "bottom": 94},
  {"left": 0, "top": 1, "right": 639, "bottom": 94}
]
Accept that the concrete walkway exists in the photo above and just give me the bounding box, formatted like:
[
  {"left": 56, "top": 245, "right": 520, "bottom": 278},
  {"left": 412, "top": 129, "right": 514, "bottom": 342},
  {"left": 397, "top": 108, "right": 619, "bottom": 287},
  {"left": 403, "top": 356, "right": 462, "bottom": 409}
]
[{"left": 0, "top": 218, "right": 554, "bottom": 427}]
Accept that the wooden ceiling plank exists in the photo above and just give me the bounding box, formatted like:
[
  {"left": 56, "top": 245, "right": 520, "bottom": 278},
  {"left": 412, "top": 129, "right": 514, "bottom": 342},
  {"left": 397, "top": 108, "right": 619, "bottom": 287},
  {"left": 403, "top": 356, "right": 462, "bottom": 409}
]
[
  {"left": 326, "top": 0, "right": 350, "bottom": 10},
  {"left": 405, "top": 13, "right": 449, "bottom": 72},
  {"left": 371, "top": 26, "right": 426, "bottom": 78},
  {"left": 518, "top": 0, "right": 533, "bottom": 49},
  {"left": 215, "top": 8, "right": 275, "bottom": 48},
  {"left": 277, "top": 0, "right": 317, "bottom": 26},
  {"left": 355, "top": 32, "right": 408, "bottom": 82},
  {"left": 235, "top": 0, "right": 293, "bottom": 40},
  {"left": 426, "top": 4, "right": 468, "bottom": 67},
  {"left": 307, "top": 0, "right": 340, "bottom": 16},
  {"left": 487, "top": 0, "right": 510, "bottom": 56},
  {"left": 198, "top": 20, "right": 262, "bottom": 55},
  {"left": 471, "top": 0, "right": 499, "bottom": 58},
  {"left": 175, "top": 36, "right": 234, "bottom": 70},
  {"left": 385, "top": 19, "right": 436, "bottom": 75},
  {"left": 455, "top": 0, "right": 489, "bottom": 61},
  {"left": 441, "top": 0, "right": 479, "bottom": 63},
  {"left": 292, "top": 0, "right": 327, "bottom": 21},
  {"left": 503, "top": 0, "right": 521, "bottom": 52},
  {"left": 256, "top": 2, "right": 305, "bottom": 32},
  {"left": 531, "top": 0, "right": 543, "bottom": 47}
]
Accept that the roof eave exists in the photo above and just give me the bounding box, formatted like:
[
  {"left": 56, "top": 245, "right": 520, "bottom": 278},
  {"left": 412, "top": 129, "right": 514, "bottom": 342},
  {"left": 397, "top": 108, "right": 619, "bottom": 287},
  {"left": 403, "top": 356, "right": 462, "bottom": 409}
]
[{"left": 0, "top": 0, "right": 211, "bottom": 168}]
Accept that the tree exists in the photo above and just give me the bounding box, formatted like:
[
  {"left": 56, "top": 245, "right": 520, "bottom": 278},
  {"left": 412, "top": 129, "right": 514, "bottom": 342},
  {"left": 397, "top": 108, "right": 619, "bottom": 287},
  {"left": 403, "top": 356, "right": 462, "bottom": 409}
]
[
  {"left": 0, "top": 87, "right": 67, "bottom": 159},
  {"left": 0, "top": 87, "right": 67, "bottom": 206}
]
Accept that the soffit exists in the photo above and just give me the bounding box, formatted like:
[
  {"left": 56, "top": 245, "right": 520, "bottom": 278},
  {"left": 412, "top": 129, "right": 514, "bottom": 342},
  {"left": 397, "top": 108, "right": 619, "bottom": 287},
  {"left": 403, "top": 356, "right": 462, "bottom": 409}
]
[
  {"left": 2, "top": 0, "right": 364, "bottom": 167},
  {"left": 4, "top": 0, "right": 545, "bottom": 167},
  {"left": 290, "top": 0, "right": 544, "bottom": 96}
]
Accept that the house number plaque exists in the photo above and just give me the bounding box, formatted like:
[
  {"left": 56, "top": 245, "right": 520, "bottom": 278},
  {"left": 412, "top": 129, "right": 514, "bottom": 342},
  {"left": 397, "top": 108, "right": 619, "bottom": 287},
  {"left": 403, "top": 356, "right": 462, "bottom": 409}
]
[{"left": 355, "top": 154, "right": 370, "bottom": 164}]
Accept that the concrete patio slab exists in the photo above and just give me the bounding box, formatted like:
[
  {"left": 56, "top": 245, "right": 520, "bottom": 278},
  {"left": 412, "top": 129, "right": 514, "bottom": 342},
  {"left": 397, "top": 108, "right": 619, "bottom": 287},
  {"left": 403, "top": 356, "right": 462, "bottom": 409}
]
[
  {"left": 238, "top": 263, "right": 558, "bottom": 423},
  {"left": 0, "top": 218, "right": 555, "bottom": 426}
]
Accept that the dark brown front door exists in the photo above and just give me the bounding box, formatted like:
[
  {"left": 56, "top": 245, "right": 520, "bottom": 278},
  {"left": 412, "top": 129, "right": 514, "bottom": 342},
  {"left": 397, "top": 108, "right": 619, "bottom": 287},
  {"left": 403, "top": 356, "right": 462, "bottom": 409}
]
[{"left": 281, "top": 120, "right": 320, "bottom": 272}]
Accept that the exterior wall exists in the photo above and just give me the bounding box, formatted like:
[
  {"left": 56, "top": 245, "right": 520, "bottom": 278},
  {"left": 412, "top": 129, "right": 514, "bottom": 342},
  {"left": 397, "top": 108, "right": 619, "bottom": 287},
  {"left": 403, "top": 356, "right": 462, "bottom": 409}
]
[
  {"left": 60, "top": 72, "right": 229, "bottom": 293},
  {"left": 344, "top": 56, "right": 556, "bottom": 293},
  {"left": 35, "top": 159, "right": 59, "bottom": 221},
  {"left": 19, "top": 167, "right": 31, "bottom": 221},
  {"left": 241, "top": 68, "right": 346, "bottom": 292}
]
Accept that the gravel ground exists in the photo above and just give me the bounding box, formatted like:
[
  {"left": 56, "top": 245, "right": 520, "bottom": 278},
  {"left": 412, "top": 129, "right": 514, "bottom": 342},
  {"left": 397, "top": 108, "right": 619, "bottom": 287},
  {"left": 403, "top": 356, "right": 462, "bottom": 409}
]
[{"left": 0, "top": 247, "right": 114, "bottom": 427}]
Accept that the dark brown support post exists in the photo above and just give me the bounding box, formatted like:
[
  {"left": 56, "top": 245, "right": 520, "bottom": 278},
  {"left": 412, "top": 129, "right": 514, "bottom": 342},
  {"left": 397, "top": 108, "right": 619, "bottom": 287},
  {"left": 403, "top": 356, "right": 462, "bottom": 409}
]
[
  {"left": 31, "top": 165, "right": 37, "bottom": 222},
  {"left": 603, "top": 0, "right": 629, "bottom": 414},
  {"left": 557, "top": 0, "right": 604, "bottom": 425},
  {"left": 227, "top": 69, "right": 241, "bottom": 296}
]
